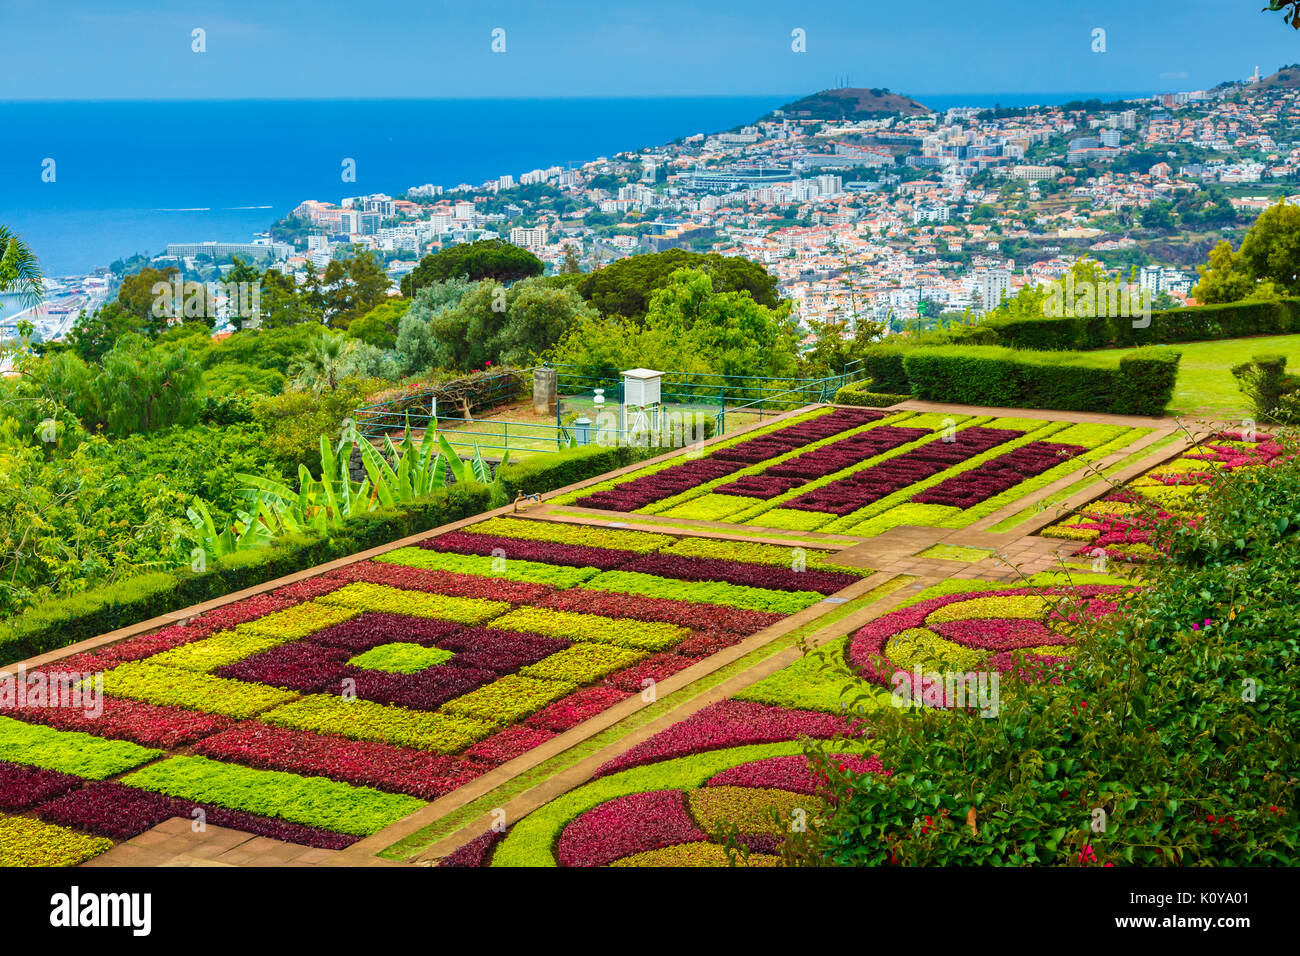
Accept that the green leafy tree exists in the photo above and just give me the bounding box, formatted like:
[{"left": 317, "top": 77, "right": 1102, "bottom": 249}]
[
  {"left": 78, "top": 334, "right": 203, "bottom": 436},
  {"left": 322, "top": 248, "right": 391, "bottom": 327},
  {"left": 576, "top": 249, "right": 780, "bottom": 321},
  {"left": 64, "top": 303, "right": 142, "bottom": 363},
  {"left": 346, "top": 299, "right": 410, "bottom": 349},
  {"left": 400, "top": 240, "right": 543, "bottom": 296}
]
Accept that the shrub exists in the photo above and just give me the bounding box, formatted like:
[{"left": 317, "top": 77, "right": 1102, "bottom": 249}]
[
  {"left": 834, "top": 381, "right": 911, "bottom": 407},
  {"left": 860, "top": 345, "right": 911, "bottom": 393},
  {"left": 1231, "top": 354, "right": 1300, "bottom": 425},
  {"left": 902, "top": 346, "right": 1180, "bottom": 415},
  {"left": 0, "top": 482, "right": 493, "bottom": 666}
]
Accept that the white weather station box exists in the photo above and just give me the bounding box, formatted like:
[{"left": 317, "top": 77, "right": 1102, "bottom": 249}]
[{"left": 621, "top": 368, "right": 663, "bottom": 408}]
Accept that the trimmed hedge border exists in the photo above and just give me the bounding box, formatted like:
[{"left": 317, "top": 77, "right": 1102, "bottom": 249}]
[
  {"left": 832, "top": 381, "right": 912, "bottom": 407},
  {"left": 901, "top": 346, "right": 1180, "bottom": 415},
  {"left": 0, "top": 444, "right": 659, "bottom": 667}
]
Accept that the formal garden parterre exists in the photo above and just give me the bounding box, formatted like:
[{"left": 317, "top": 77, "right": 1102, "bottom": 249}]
[{"left": 0, "top": 401, "right": 1246, "bottom": 866}]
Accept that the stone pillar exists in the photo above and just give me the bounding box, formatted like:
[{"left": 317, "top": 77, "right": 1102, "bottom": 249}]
[{"left": 533, "top": 366, "right": 557, "bottom": 416}]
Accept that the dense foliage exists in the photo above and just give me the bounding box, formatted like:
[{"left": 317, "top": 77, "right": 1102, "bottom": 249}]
[{"left": 790, "top": 437, "right": 1300, "bottom": 866}]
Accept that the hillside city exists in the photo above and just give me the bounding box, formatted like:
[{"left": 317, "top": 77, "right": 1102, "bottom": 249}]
[{"left": 13, "top": 65, "right": 1300, "bottom": 350}]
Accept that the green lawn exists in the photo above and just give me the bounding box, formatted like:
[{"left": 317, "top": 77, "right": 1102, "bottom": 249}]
[{"left": 1088, "top": 334, "right": 1300, "bottom": 420}]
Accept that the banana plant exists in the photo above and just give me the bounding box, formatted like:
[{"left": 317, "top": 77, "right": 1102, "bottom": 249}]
[{"left": 185, "top": 497, "right": 275, "bottom": 559}]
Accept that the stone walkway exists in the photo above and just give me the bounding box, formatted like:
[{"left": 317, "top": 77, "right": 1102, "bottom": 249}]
[{"left": 83, "top": 818, "right": 343, "bottom": 867}]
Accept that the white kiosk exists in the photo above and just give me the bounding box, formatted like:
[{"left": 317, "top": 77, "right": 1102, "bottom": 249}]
[{"left": 621, "top": 368, "right": 663, "bottom": 441}]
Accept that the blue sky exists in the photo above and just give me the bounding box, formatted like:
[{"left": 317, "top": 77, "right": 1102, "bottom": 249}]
[{"left": 2, "top": 0, "right": 1297, "bottom": 99}]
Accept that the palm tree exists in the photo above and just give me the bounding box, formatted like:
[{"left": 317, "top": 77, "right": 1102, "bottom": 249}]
[
  {"left": 0, "top": 225, "right": 44, "bottom": 307},
  {"left": 288, "top": 331, "right": 355, "bottom": 392}
]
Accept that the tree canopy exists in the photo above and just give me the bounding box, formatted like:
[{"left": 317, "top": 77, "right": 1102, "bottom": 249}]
[
  {"left": 576, "top": 249, "right": 781, "bottom": 321},
  {"left": 399, "top": 239, "right": 544, "bottom": 296}
]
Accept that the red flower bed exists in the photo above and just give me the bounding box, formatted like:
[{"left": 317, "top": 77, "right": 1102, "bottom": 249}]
[
  {"left": 193, "top": 723, "right": 487, "bottom": 800},
  {"left": 418, "top": 531, "right": 641, "bottom": 571},
  {"left": 0, "top": 761, "right": 82, "bottom": 810},
  {"left": 929, "top": 617, "right": 1062, "bottom": 650},
  {"left": 339, "top": 664, "right": 500, "bottom": 711},
  {"left": 333, "top": 559, "right": 556, "bottom": 604},
  {"left": 216, "top": 642, "right": 352, "bottom": 692},
  {"left": 432, "top": 627, "right": 571, "bottom": 673},
  {"left": 272, "top": 575, "right": 350, "bottom": 602},
  {"left": 525, "top": 686, "right": 631, "bottom": 733},
  {"left": 7, "top": 697, "right": 235, "bottom": 749},
  {"left": 35, "top": 782, "right": 179, "bottom": 840},
  {"left": 440, "top": 828, "right": 505, "bottom": 867},
  {"left": 673, "top": 630, "right": 744, "bottom": 657},
  {"left": 713, "top": 473, "right": 806, "bottom": 498},
  {"left": 616, "top": 553, "right": 859, "bottom": 595},
  {"left": 556, "top": 789, "right": 706, "bottom": 867},
  {"left": 706, "top": 752, "right": 888, "bottom": 795},
  {"left": 911, "top": 441, "right": 1084, "bottom": 508},
  {"left": 47, "top": 624, "right": 209, "bottom": 676},
  {"left": 190, "top": 594, "right": 295, "bottom": 633},
  {"left": 845, "top": 585, "right": 1130, "bottom": 688},
  {"left": 595, "top": 700, "right": 857, "bottom": 777},
  {"left": 602, "top": 652, "right": 699, "bottom": 693},
  {"left": 576, "top": 458, "right": 738, "bottom": 512},
  {"left": 304, "top": 612, "right": 464, "bottom": 652},
  {"left": 785, "top": 426, "right": 1023, "bottom": 515},
  {"left": 538, "top": 589, "right": 782, "bottom": 634},
  {"left": 463, "top": 725, "right": 557, "bottom": 767},
  {"left": 762, "top": 425, "right": 931, "bottom": 480},
  {"left": 35, "top": 781, "right": 357, "bottom": 848},
  {"left": 574, "top": 408, "right": 882, "bottom": 511}
]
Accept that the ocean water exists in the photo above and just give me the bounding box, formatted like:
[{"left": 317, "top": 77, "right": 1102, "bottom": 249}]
[{"left": 1, "top": 92, "right": 1153, "bottom": 281}]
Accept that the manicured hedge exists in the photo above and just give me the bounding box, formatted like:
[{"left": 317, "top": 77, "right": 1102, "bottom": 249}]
[
  {"left": 860, "top": 345, "right": 911, "bottom": 393},
  {"left": 0, "top": 442, "right": 666, "bottom": 667},
  {"left": 975, "top": 297, "right": 1300, "bottom": 351},
  {"left": 833, "top": 381, "right": 912, "bottom": 407},
  {"left": 901, "top": 346, "right": 1180, "bottom": 415}
]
